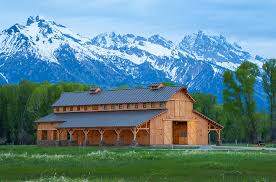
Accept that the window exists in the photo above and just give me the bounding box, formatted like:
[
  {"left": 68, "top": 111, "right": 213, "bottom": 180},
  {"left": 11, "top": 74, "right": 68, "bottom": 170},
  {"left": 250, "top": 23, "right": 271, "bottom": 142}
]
[
  {"left": 111, "top": 105, "right": 115, "bottom": 109},
  {"left": 84, "top": 106, "right": 88, "bottom": 111},
  {"left": 160, "top": 102, "right": 164, "bottom": 108},
  {"left": 63, "top": 107, "right": 66, "bottom": 112},
  {"left": 119, "top": 104, "right": 123, "bottom": 109},
  {"left": 42, "top": 130, "right": 47, "bottom": 140},
  {"left": 92, "top": 105, "right": 99, "bottom": 110},
  {"left": 151, "top": 103, "right": 155, "bottom": 108},
  {"left": 127, "top": 104, "right": 131, "bottom": 109},
  {"left": 180, "top": 131, "right": 187, "bottom": 137},
  {"left": 77, "top": 106, "right": 80, "bottom": 111},
  {"left": 70, "top": 106, "right": 73, "bottom": 111},
  {"left": 143, "top": 103, "right": 147, "bottom": 108},
  {"left": 135, "top": 103, "right": 138, "bottom": 109},
  {"left": 104, "top": 105, "right": 107, "bottom": 110},
  {"left": 56, "top": 107, "right": 60, "bottom": 112}
]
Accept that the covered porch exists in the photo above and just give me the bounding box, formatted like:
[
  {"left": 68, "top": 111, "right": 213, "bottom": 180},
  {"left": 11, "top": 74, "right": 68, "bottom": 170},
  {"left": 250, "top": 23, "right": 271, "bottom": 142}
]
[{"left": 56, "top": 122, "right": 150, "bottom": 146}]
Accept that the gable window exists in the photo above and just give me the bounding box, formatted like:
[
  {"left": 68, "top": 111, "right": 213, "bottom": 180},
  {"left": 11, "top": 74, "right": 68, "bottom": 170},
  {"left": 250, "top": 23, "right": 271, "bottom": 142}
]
[
  {"left": 84, "top": 106, "right": 88, "bottom": 111},
  {"left": 70, "top": 106, "right": 73, "bottom": 111},
  {"left": 77, "top": 106, "right": 80, "bottom": 111},
  {"left": 63, "top": 107, "right": 66, "bottom": 112},
  {"left": 151, "top": 103, "right": 155, "bottom": 108},
  {"left": 119, "top": 104, "right": 123, "bottom": 109},
  {"left": 135, "top": 103, "right": 138, "bottom": 109},
  {"left": 42, "top": 130, "right": 47, "bottom": 140},
  {"left": 111, "top": 105, "right": 115, "bottom": 109},
  {"left": 143, "top": 103, "right": 147, "bottom": 108}
]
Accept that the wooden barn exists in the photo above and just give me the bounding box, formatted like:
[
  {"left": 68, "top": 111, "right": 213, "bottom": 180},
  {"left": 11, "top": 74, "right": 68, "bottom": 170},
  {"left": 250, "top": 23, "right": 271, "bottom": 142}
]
[{"left": 34, "top": 83, "right": 223, "bottom": 146}]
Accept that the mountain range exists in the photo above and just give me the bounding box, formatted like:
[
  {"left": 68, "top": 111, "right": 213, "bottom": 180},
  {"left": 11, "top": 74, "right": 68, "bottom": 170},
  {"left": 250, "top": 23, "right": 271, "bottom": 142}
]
[{"left": 0, "top": 16, "right": 267, "bottom": 109}]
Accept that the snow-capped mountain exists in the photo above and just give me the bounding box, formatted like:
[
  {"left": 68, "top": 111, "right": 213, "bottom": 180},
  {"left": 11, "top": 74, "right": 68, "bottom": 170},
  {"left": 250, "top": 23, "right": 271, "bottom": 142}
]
[{"left": 0, "top": 16, "right": 267, "bottom": 109}]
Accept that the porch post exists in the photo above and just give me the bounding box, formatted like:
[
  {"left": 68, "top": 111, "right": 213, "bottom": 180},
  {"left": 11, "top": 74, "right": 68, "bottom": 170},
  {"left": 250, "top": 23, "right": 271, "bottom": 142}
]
[
  {"left": 131, "top": 128, "right": 137, "bottom": 146},
  {"left": 69, "top": 130, "right": 74, "bottom": 145},
  {"left": 218, "top": 129, "right": 222, "bottom": 145},
  {"left": 115, "top": 129, "right": 121, "bottom": 145},
  {"left": 83, "top": 129, "right": 89, "bottom": 146},
  {"left": 56, "top": 129, "right": 60, "bottom": 146},
  {"left": 217, "top": 129, "right": 222, "bottom": 145},
  {"left": 99, "top": 129, "right": 105, "bottom": 146}
]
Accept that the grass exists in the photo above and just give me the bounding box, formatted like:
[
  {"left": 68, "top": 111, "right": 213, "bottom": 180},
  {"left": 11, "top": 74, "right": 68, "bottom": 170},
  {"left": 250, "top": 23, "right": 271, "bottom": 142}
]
[
  {"left": 223, "top": 143, "right": 276, "bottom": 148},
  {"left": 0, "top": 145, "right": 276, "bottom": 182}
]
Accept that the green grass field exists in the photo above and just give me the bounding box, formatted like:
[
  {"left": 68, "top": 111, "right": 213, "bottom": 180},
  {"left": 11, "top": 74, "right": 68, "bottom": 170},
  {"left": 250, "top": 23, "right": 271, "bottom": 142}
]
[{"left": 0, "top": 146, "right": 276, "bottom": 182}]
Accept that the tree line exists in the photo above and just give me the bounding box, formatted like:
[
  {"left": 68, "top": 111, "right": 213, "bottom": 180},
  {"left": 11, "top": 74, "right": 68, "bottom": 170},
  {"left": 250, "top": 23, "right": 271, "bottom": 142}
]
[
  {"left": 0, "top": 59, "right": 275, "bottom": 144},
  {"left": 0, "top": 82, "right": 89, "bottom": 144}
]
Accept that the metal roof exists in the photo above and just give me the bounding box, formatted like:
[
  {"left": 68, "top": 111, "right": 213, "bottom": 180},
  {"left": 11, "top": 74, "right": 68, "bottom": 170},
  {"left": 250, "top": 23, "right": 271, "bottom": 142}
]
[
  {"left": 34, "top": 109, "right": 167, "bottom": 128},
  {"left": 52, "top": 86, "right": 185, "bottom": 107}
]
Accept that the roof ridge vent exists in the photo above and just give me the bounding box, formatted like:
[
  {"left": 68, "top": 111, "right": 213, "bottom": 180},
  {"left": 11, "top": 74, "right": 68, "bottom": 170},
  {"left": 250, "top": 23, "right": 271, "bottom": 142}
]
[
  {"left": 149, "top": 83, "right": 165, "bottom": 90},
  {"left": 89, "top": 86, "right": 101, "bottom": 94}
]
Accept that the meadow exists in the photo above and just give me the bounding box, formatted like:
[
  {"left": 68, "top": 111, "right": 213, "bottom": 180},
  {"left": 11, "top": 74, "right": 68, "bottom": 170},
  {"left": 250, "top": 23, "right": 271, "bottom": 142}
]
[{"left": 0, "top": 146, "right": 276, "bottom": 182}]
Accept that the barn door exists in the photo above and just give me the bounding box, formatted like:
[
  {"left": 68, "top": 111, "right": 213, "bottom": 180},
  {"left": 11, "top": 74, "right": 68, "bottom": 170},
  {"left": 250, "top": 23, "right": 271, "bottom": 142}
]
[{"left": 173, "top": 121, "right": 188, "bottom": 144}]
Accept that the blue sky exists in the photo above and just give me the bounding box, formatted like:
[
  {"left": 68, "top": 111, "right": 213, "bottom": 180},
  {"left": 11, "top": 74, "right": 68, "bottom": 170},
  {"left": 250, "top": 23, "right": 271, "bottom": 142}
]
[{"left": 0, "top": 0, "right": 275, "bottom": 57}]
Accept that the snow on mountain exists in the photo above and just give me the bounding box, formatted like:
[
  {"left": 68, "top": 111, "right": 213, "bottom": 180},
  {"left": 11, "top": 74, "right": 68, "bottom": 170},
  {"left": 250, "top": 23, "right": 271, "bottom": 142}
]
[{"left": 0, "top": 16, "right": 267, "bottom": 109}]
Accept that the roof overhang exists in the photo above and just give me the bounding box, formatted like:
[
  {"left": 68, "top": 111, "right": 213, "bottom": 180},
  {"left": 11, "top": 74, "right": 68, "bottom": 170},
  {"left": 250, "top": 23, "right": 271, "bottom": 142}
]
[
  {"left": 34, "top": 109, "right": 167, "bottom": 129},
  {"left": 193, "top": 110, "right": 224, "bottom": 129}
]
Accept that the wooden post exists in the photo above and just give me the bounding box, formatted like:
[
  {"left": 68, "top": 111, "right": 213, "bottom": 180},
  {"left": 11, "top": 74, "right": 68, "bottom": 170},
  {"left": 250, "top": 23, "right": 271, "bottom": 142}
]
[
  {"left": 218, "top": 129, "right": 221, "bottom": 145},
  {"left": 115, "top": 129, "right": 121, "bottom": 145},
  {"left": 216, "top": 129, "right": 222, "bottom": 146},
  {"left": 69, "top": 130, "right": 74, "bottom": 145},
  {"left": 83, "top": 129, "right": 89, "bottom": 146},
  {"left": 99, "top": 129, "right": 105, "bottom": 146},
  {"left": 131, "top": 128, "right": 137, "bottom": 146},
  {"left": 56, "top": 130, "right": 60, "bottom": 146}
]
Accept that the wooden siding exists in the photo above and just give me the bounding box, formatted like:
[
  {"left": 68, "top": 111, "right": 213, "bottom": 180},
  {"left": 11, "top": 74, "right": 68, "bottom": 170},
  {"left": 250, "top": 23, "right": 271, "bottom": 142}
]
[
  {"left": 150, "top": 112, "right": 166, "bottom": 145},
  {"left": 165, "top": 89, "right": 193, "bottom": 120}
]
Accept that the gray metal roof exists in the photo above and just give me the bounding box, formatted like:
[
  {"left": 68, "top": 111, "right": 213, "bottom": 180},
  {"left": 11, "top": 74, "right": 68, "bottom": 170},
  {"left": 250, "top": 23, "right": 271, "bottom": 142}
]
[
  {"left": 34, "top": 109, "right": 167, "bottom": 128},
  {"left": 52, "top": 86, "right": 184, "bottom": 107}
]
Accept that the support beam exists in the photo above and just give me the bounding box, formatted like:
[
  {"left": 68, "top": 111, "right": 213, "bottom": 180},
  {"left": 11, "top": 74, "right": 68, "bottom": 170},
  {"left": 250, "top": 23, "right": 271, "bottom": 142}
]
[
  {"left": 69, "top": 130, "right": 74, "bottom": 142},
  {"left": 98, "top": 129, "right": 105, "bottom": 146},
  {"left": 115, "top": 129, "right": 121, "bottom": 145},
  {"left": 83, "top": 129, "right": 89, "bottom": 146},
  {"left": 131, "top": 128, "right": 138, "bottom": 146}
]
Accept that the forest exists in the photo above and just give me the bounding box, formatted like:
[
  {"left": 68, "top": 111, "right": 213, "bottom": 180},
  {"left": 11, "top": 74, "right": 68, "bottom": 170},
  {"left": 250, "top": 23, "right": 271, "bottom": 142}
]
[{"left": 0, "top": 59, "right": 275, "bottom": 145}]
